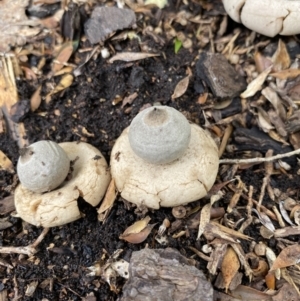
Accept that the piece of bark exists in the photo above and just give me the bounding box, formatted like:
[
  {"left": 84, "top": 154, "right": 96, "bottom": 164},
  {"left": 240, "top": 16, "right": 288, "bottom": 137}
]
[
  {"left": 196, "top": 52, "right": 247, "bottom": 99},
  {"left": 0, "top": 195, "right": 15, "bottom": 215},
  {"left": 84, "top": 7, "right": 136, "bottom": 44},
  {"left": 232, "top": 126, "right": 295, "bottom": 165},
  {"left": 121, "top": 248, "right": 213, "bottom": 301}
]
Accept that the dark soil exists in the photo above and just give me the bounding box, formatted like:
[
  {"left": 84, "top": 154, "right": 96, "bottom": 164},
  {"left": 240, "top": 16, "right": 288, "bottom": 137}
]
[
  {"left": 1, "top": 1, "right": 300, "bottom": 300},
  {"left": 0, "top": 43, "right": 209, "bottom": 300}
]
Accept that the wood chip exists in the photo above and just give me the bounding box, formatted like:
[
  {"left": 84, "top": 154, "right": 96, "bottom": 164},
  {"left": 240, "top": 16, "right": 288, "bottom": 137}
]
[
  {"left": 84, "top": 7, "right": 136, "bottom": 44},
  {"left": 196, "top": 52, "right": 247, "bottom": 99}
]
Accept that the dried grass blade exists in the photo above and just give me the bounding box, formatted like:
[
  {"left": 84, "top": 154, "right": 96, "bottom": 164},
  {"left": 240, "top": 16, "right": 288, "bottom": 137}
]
[
  {"left": 0, "top": 57, "right": 28, "bottom": 148},
  {"left": 108, "top": 52, "right": 159, "bottom": 63}
]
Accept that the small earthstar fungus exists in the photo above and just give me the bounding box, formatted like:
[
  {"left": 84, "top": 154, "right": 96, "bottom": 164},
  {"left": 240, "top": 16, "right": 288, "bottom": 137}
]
[
  {"left": 222, "top": 0, "right": 300, "bottom": 37},
  {"left": 110, "top": 106, "right": 219, "bottom": 209},
  {"left": 15, "top": 141, "right": 111, "bottom": 227}
]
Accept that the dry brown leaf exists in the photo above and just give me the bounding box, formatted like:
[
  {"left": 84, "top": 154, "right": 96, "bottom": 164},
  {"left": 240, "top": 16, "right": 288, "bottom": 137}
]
[
  {"left": 290, "top": 132, "right": 300, "bottom": 150},
  {"left": 52, "top": 42, "right": 74, "bottom": 73},
  {"left": 213, "top": 99, "right": 232, "bottom": 110},
  {"left": 25, "top": 280, "right": 38, "bottom": 297},
  {"left": 253, "top": 209, "right": 275, "bottom": 233},
  {"left": 30, "top": 85, "right": 42, "bottom": 112},
  {"left": 268, "top": 130, "right": 289, "bottom": 145},
  {"left": 265, "top": 272, "right": 276, "bottom": 290},
  {"left": 0, "top": 150, "right": 14, "bottom": 173},
  {"left": 230, "top": 285, "right": 272, "bottom": 301},
  {"left": 97, "top": 179, "right": 117, "bottom": 222},
  {"left": 39, "top": 9, "right": 64, "bottom": 29},
  {"left": 119, "top": 216, "right": 156, "bottom": 244},
  {"left": 279, "top": 201, "right": 295, "bottom": 226},
  {"left": 108, "top": 52, "right": 159, "bottom": 63},
  {"left": 21, "top": 66, "right": 37, "bottom": 81},
  {"left": 221, "top": 246, "right": 240, "bottom": 293},
  {"left": 288, "top": 84, "right": 300, "bottom": 100},
  {"left": 252, "top": 260, "right": 269, "bottom": 277},
  {"left": 261, "top": 87, "right": 286, "bottom": 120},
  {"left": 272, "top": 282, "right": 300, "bottom": 301},
  {"left": 230, "top": 244, "right": 253, "bottom": 279},
  {"left": 291, "top": 206, "right": 300, "bottom": 225},
  {"left": 254, "top": 51, "right": 273, "bottom": 73},
  {"left": 270, "top": 245, "right": 300, "bottom": 271},
  {"left": 266, "top": 247, "right": 280, "bottom": 280},
  {"left": 257, "top": 107, "right": 274, "bottom": 133},
  {"left": 122, "top": 216, "right": 151, "bottom": 236},
  {"left": 271, "top": 68, "right": 300, "bottom": 80},
  {"left": 197, "top": 92, "right": 208, "bottom": 104},
  {"left": 171, "top": 75, "right": 190, "bottom": 100},
  {"left": 0, "top": 0, "right": 40, "bottom": 52},
  {"left": 54, "top": 67, "right": 74, "bottom": 77},
  {"left": 45, "top": 74, "right": 74, "bottom": 103},
  {"left": 267, "top": 110, "right": 287, "bottom": 138},
  {"left": 272, "top": 39, "right": 291, "bottom": 72},
  {"left": 240, "top": 66, "right": 272, "bottom": 98}
]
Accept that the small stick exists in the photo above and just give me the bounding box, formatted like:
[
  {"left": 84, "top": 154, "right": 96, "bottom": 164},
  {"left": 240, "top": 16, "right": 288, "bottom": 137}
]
[
  {"left": 0, "top": 227, "right": 49, "bottom": 256},
  {"left": 31, "top": 227, "right": 50, "bottom": 249},
  {"left": 12, "top": 275, "right": 19, "bottom": 301},
  {"left": 272, "top": 206, "right": 286, "bottom": 228},
  {"left": 239, "top": 185, "right": 253, "bottom": 233},
  {"left": 219, "top": 148, "right": 300, "bottom": 164},
  {"left": 228, "top": 184, "right": 278, "bottom": 221},
  {"left": 218, "top": 124, "right": 233, "bottom": 158},
  {"left": 189, "top": 246, "right": 212, "bottom": 262}
]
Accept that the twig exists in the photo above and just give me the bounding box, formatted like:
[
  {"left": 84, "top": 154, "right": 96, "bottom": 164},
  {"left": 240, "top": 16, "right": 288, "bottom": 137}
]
[
  {"left": 239, "top": 185, "right": 253, "bottom": 233},
  {"left": 218, "top": 124, "right": 233, "bottom": 158},
  {"left": 228, "top": 184, "right": 278, "bottom": 221},
  {"left": 31, "top": 227, "right": 49, "bottom": 249},
  {"left": 257, "top": 150, "right": 273, "bottom": 208},
  {"left": 272, "top": 205, "right": 285, "bottom": 228},
  {"left": 12, "top": 275, "right": 20, "bottom": 301},
  {"left": 188, "top": 246, "right": 212, "bottom": 262},
  {"left": 219, "top": 148, "right": 300, "bottom": 164},
  {"left": 0, "top": 227, "right": 49, "bottom": 256}
]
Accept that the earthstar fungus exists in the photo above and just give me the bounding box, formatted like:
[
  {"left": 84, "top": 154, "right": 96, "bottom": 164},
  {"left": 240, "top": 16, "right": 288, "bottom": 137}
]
[
  {"left": 15, "top": 141, "right": 111, "bottom": 227},
  {"left": 110, "top": 106, "right": 219, "bottom": 209},
  {"left": 222, "top": 0, "right": 300, "bottom": 37}
]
